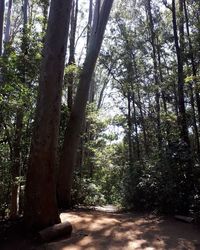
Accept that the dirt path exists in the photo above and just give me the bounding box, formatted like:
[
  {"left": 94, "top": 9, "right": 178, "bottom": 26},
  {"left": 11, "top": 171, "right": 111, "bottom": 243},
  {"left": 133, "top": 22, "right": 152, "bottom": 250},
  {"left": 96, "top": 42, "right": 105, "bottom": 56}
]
[{"left": 44, "top": 208, "right": 200, "bottom": 250}]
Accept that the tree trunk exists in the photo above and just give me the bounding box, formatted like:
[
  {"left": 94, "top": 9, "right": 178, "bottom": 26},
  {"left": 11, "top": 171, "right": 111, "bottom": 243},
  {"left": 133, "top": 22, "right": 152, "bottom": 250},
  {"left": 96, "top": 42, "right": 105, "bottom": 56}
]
[
  {"left": 183, "top": 0, "right": 200, "bottom": 153},
  {"left": 87, "top": 0, "right": 93, "bottom": 47},
  {"left": 171, "top": 0, "right": 193, "bottom": 214},
  {"left": 132, "top": 92, "right": 140, "bottom": 161},
  {"left": 10, "top": 109, "right": 23, "bottom": 218},
  {"left": 4, "top": 0, "right": 12, "bottom": 44},
  {"left": 136, "top": 86, "right": 149, "bottom": 157},
  {"left": 0, "top": 0, "right": 4, "bottom": 56},
  {"left": 127, "top": 91, "right": 133, "bottom": 166},
  {"left": 146, "top": 0, "right": 162, "bottom": 152},
  {"left": 10, "top": 0, "right": 29, "bottom": 218},
  {"left": 67, "top": 0, "right": 78, "bottom": 111},
  {"left": 24, "top": 0, "right": 73, "bottom": 229},
  {"left": 57, "top": 0, "right": 114, "bottom": 209},
  {"left": 172, "top": 0, "right": 189, "bottom": 145}
]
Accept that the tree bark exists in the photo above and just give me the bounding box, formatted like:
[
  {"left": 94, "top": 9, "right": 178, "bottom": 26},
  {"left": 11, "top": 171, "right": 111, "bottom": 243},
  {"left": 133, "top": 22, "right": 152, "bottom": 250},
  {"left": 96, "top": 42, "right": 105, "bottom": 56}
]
[
  {"left": 24, "top": 0, "right": 73, "bottom": 229},
  {"left": 57, "top": 0, "right": 114, "bottom": 209}
]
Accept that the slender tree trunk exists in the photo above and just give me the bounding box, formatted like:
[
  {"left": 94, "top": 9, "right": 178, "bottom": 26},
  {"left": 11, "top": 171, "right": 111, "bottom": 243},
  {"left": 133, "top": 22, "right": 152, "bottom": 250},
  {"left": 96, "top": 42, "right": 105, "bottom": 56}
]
[
  {"left": 171, "top": 0, "right": 193, "bottom": 214},
  {"left": 157, "top": 39, "right": 171, "bottom": 146},
  {"left": 172, "top": 0, "right": 189, "bottom": 146},
  {"left": 67, "top": 0, "right": 78, "bottom": 111},
  {"left": 24, "top": 0, "right": 73, "bottom": 229},
  {"left": 132, "top": 92, "right": 140, "bottom": 161},
  {"left": 97, "top": 79, "right": 108, "bottom": 109},
  {"left": 4, "top": 0, "right": 12, "bottom": 44},
  {"left": 87, "top": 0, "right": 93, "bottom": 47},
  {"left": 189, "top": 81, "right": 200, "bottom": 157},
  {"left": 183, "top": 0, "right": 200, "bottom": 141},
  {"left": 136, "top": 86, "right": 149, "bottom": 157},
  {"left": 0, "top": 0, "right": 4, "bottom": 56},
  {"left": 57, "top": 0, "right": 114, "bottom": 208},
  {"left": 127, "top": 91, "right": 133, "bottom": 166},
  {"left": 146, "top": 0, "right": 162, "bottom": 152},
  {"left": 10, "top": 109, "right": 23, "bottom": 218},
  {"left": 10, "top": 0, "right": 29, "bottom": 218}
]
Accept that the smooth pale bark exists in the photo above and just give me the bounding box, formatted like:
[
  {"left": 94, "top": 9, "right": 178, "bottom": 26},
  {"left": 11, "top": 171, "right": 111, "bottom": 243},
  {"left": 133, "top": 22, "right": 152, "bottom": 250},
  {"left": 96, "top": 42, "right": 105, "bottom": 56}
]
[
  {"left": 87, "top": 0, "right": 93, "bottom": 47},
  {"left": 4, "top": 0, "right": 12, "bottom": 44},
  {"left": 57, "top": 0, "right": 114, "bottom": 208},
  {"left": 24, "top": 0, "right": 72, "bottom": 229},
  {"left": 0, "top": 0, "right": 4, "bottom": 55},
  {"left": 97, "top": 78, "right": 108, "bottom": 109}
]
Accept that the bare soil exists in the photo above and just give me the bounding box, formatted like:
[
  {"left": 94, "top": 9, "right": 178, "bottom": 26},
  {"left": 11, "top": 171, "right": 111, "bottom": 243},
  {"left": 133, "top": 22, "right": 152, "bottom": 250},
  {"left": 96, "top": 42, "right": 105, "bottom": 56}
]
[{"left": 1, "top": 207, "right": 200, "bottom": 250}]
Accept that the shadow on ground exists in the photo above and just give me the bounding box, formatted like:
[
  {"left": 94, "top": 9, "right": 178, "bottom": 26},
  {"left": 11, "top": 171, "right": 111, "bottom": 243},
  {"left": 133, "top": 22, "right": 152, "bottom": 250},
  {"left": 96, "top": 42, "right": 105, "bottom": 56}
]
[{"left": 44, "top": 209, "right": 200, "bottom": 250}]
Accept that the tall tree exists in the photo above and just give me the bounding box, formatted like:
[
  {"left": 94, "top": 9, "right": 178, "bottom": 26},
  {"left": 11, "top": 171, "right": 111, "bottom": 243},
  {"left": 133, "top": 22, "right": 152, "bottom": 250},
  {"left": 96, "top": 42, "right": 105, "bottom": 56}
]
[
  {"left": 24, "top": 0, "right": 73, "bottom": 229},
  {"left": 0, "top": 0, "right": 4, "bottom": 56},
  {"left": 10, "top": 0, "right": 29, "bottom": 219},
  {"left": 57, "top": 0, "right": 114, "bottom": 208},
  {"left": 67, "top": 0, "right": 78, "bottom": 111},
  {"left": 172, "top": 0, "right": 189, "bottom": 145},
  {"left": 146, "top": 0, "right": 162, "bottom": 152},
  {"left": 4, "top": 0, "right": 13, "bottom": 44}
]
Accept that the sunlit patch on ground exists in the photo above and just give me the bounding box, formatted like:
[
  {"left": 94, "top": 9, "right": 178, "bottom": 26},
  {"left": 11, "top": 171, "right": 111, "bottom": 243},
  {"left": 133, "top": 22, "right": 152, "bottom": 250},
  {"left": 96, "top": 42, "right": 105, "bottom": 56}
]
[{"left": 44, "top": 208, "right": 200, "bottom": 250}]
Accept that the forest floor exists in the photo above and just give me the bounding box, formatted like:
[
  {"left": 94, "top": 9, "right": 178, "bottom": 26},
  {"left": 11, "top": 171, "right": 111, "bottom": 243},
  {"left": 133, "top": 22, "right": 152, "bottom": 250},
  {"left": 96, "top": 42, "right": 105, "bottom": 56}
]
[{"left": 1, "top": 206, "right": 200, "bottom": 250}]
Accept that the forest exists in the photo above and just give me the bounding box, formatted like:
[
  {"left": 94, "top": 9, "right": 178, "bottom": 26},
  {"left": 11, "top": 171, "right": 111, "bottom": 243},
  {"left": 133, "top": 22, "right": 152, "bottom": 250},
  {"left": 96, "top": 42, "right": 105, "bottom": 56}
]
[{"left": 0, "top": 0, "right": 200, "bottom": 249}]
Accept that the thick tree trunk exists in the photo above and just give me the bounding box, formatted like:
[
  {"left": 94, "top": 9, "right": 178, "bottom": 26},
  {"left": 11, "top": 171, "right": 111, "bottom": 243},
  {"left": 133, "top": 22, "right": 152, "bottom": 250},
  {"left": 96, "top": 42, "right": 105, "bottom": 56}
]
[
  {"left": 57, "top": 0, "right": 114, "bottom": 208},
  {"left": 0, "top": 0, "right": 4, "bottom": 56},
  {"left": 24, "top": 0, "right": 72, "bottom": 229}
]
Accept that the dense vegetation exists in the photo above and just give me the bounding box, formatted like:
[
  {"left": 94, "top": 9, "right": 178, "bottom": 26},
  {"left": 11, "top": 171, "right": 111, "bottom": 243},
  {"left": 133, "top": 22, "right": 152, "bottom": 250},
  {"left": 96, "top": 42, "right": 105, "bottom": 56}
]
[{"left": 0, "top": 0, "right": 200, "bottom": 229}]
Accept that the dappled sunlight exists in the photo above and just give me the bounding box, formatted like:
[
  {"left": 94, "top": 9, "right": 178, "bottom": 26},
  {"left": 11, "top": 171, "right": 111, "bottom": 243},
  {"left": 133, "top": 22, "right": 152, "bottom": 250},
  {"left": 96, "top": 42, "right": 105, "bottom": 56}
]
[{"left": 45, "top": 210, "right": 200, "bottom": 250}]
